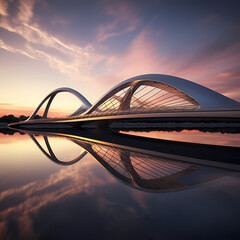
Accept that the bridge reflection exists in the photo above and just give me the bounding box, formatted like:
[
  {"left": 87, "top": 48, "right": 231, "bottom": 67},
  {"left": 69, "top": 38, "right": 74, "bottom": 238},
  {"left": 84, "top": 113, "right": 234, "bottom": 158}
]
[{"left": 17, "top": 128, "right": 240, "bottom": 192}]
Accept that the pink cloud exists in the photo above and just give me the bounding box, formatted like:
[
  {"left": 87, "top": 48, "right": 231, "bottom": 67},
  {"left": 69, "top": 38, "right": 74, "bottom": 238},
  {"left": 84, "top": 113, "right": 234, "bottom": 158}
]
[
  {"left": 94, "top": 27, "right": 240, "bottom": 102},
  {"left": 0, "top": 10, "right": 106, "bottom": 83},
  {"left": 0, "top": 0, "right": 9, "bottom": 16},
  {"left": 99, "top": 30, "right": 179, "bottom": 84},
  {"left": 121, "top": 31, "right": 169, "bottom": 76},
  {"left": 0, "top": 0, "right": 239, "bottom": 105},
  {"left": 17, "top": 0, "right": 35, "bottom": 23},
  {"left": 98, "top": 23, "right": 137, "bottom": 42}
]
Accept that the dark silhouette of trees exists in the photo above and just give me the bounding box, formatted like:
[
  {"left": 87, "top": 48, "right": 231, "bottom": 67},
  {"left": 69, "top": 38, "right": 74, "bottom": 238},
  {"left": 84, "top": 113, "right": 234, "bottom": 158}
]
[{"left": 0, "top": 114, "right": 41, "bottom": 123}]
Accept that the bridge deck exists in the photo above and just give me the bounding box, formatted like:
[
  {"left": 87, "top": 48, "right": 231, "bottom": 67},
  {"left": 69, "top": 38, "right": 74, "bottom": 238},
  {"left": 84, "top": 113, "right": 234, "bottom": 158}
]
[{"left": 8, "top": 109, "right": 240, "bottom": 129}]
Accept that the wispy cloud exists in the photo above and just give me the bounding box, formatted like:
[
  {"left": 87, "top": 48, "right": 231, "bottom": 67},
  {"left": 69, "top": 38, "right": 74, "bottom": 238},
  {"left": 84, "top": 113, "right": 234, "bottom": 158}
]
[
  {"left": 0, "top": 0, "right": 239, "bottom": 103},
  {"left": 97, "top": 0, "right": 140, "bottom": 42},
  {"left": 94, "top": 29, "right": 181, "bottom": 87},
  {"left": 0, "top": 0, "right": 105, "bottom": 82},
  {"left": 0, "top": 102, "right": 11, "bottom": 105},
  {"left": 0, "top": 38, "right": 35, "bottom": 59},
  {"left": 93, "top": 26, "right": 240, "bottom": 101},
  {"left": 120, "top": 30, "right": 173, "bottom": 77},
  {"left": 169, "top": 27, "right": 240, "bottom": 100},
  {"left": 97, "top": 21, "right": 136, "bottom": 42},
  {"left": 0, "top": 0, "right": 9, "bottom": 16},
  {"left": 17, "top": 0, "right": 35, "bottom": 23}
]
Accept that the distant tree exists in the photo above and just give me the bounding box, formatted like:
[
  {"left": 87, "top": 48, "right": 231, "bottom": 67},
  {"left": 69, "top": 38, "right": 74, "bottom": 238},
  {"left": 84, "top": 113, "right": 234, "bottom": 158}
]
[
  {"left": 19, "top": 115, "right": 28, "bottom": 121},
  {"left": 0, "top": 115, "right": 6, "bottom": 122},
  {"left": 8, "top": 115, "right": 18, "bottom": 123},
  {"left": 1, "top": 115, "right": 31, "bottom": 123},
  {"left": 0, "top": 115, "right": 17, "bottom": 123},
  {"left": 0, "top": 114, "right": 42, "bottom": 123},
  {"left": 33, "top": 115, "right": 42, "bottom": 119}
]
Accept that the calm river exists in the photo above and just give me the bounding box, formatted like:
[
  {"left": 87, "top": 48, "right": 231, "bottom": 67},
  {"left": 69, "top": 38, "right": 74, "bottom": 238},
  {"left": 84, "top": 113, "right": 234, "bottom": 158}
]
[{"left": 0, "top": 129, "right": 240, "bottom": 239}]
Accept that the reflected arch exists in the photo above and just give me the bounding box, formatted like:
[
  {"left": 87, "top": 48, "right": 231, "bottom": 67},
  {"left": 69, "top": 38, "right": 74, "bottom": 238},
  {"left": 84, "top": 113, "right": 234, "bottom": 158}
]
[
  {"left": 28, "top": 132, "right": 198, "bottom": 191},
  {"left": 29, "top": 134, "right": 88, "bottom": 166}
]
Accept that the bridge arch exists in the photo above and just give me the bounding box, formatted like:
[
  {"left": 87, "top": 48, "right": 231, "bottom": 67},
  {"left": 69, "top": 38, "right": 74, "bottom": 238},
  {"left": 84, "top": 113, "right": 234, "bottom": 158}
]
[
  {"left": 28, "top": 87, "right": 92, "bottom": 120},
  {"left": 86, "top": 74, "right": 240, "bottom": 116}
]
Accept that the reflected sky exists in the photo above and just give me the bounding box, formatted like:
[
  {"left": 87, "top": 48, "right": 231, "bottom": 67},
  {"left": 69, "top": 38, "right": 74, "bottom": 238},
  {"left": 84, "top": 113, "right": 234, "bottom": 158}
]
[
  {"left": 121, "top": 129, "right": 240, "bottom": 147},
  {"left": 0, "top": 131, "right": 240, "bottom": 239}
]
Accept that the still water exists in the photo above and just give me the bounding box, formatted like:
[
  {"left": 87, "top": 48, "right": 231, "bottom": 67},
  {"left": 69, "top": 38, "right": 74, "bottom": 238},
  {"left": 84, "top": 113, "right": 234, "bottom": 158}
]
[{"left": 0, "top": 129, "right": 240, "bottom": 240}]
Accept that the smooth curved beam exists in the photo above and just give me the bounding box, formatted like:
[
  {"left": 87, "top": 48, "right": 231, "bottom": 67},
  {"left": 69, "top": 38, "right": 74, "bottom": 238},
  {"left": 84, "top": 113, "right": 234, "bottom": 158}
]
[
  {"left": 28, "top": 87, "right": 92, "bottom": 120},
  {"left": 86, "top": 74, "right": 240, "bottom": 113},
  {"left": 29, "top": 134, "right": 88, "bottom": 165}
]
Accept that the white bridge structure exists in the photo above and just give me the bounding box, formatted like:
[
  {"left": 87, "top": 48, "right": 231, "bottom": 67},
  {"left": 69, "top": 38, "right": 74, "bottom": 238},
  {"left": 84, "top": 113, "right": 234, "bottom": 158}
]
[{"left": 9, "top": 74, "right": 240, "bottom": 129}]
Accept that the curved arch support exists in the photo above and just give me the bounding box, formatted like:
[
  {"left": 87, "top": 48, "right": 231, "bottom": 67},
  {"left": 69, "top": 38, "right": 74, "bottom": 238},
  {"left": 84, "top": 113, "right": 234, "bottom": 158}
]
[
  {"left": 28, "top": 87, "right": 92, "bottom": 120},
  {"left": 86, "top": 74, "right": 240, "bottom": 115},
  {"left": 118, "top": 74, "right": 240, "bottom": 110}
]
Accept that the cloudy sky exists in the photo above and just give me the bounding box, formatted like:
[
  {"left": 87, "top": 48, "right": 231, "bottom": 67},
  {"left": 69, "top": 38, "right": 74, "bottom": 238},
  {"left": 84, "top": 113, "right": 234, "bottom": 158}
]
[{"left": 0, "top": 0, "right": 240, "bottom": 116}]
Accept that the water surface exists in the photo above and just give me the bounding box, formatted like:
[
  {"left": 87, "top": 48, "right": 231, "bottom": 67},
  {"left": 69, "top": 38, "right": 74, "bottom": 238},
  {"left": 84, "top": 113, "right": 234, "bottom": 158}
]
[
  {"left": 0, "top": 130, "right": 240, "bottom": 240},
  {"left": 120, "top": 129, "right": 240, "bottom": 147}
]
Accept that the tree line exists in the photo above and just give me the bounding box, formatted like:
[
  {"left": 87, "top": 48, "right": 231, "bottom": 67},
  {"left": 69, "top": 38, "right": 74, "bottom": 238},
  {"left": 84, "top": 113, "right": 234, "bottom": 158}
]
[{"left": 0, "top": 114, "right": 41, "bottom": 123}]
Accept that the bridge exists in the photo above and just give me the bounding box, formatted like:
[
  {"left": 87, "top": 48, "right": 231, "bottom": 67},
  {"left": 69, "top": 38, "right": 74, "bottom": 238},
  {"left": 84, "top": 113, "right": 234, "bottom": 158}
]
[{"left": 9, "top": 74, "right": 240, "bottom": 129}]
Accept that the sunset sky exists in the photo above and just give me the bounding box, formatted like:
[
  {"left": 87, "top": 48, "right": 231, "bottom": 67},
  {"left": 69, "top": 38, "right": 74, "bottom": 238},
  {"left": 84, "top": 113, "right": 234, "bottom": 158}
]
[{"left": 0, "top": 0, "right": 240, "bottom": 116}]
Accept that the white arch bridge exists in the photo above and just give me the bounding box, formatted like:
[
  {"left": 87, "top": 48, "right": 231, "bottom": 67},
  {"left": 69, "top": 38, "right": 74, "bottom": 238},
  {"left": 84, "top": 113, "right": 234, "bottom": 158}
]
[{"left": 9, "top": 74, "right": 240, "bottom": 129}]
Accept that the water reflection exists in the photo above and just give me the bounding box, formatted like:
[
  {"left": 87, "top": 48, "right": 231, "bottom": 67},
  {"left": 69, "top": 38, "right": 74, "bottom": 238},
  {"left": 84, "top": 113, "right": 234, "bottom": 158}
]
[
  {"left": 21, "top": 129, "right": 240, "bottom": 191},
  {"left": 29, "top": 135, "right": 88, "bottom": 165},
  {"left": 1, "top": 130, "right": 240, "bottom": 239},
  {"left": 120, "top": 129, "right": 240, "bottom": 147}
]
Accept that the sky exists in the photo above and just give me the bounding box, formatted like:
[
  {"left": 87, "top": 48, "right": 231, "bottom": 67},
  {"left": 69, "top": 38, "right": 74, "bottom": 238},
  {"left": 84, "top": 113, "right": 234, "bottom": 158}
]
[{"left": 0, "top": 0, "right": 240, "bottom": 116}]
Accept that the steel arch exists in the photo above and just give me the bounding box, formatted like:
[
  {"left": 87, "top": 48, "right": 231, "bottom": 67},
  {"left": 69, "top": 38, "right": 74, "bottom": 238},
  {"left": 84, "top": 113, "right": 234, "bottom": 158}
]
[
  {"left": 28, "top": 87, "right": 92, "bottom": 120},
  {"left": 86, "top": 74, "right": 240, "bottom": 115}
]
